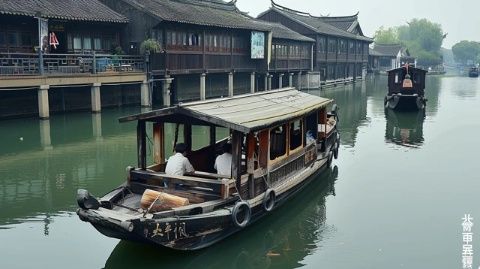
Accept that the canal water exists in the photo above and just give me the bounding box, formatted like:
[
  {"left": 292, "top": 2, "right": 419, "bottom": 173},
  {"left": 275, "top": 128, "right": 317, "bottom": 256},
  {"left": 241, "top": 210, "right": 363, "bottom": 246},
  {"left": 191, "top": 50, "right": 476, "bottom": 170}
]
[{"left": 0, "top": 75, "right": 479, "bottom": 269}]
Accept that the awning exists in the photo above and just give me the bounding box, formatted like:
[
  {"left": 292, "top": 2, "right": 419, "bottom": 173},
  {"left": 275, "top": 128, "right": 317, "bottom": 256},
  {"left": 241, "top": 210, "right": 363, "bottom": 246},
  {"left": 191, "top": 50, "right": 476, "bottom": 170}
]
[{"left": 119, "top": 88, "right": 332, "bottom": 133}]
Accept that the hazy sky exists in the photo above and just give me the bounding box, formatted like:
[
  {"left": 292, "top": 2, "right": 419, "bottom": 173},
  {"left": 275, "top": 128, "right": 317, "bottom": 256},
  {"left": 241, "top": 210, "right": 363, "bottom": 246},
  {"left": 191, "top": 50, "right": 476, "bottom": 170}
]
[{"left": 236, "top": 0, "right": 480, "bottom": 48}]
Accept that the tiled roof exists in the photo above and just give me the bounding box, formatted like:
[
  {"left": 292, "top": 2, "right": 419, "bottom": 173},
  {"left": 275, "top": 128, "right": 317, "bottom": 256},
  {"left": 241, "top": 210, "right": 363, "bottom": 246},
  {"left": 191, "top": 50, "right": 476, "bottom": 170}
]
[
  {"left": 0, "top": 0, "right": 129, "bottom": 23},
  {"left": 120, "top": 0, "right": 271, "bottom": 31},
  {"left": 372, "top": 44, "right": 403, "bottom": 57},
  {"left": 320, "top": 14, "right": 358, "bottom": 32},
  {"left": 265, "top": 22, "right": 315, "bottom": 42},
  {"left": 369, "top": 48, "right": 384, "bottom": 56},
  {"left": 260, "top": 2, "right": 372, "bottom": 42}
]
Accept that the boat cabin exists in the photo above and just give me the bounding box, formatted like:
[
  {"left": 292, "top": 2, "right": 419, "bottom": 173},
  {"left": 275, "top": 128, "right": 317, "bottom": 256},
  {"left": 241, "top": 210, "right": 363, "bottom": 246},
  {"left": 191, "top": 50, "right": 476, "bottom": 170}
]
[
  {"left": 387, "top": 65, "right": 427, "bottom": 96},
  {"left": 118, "top": 88, "right": 335, "bottom": 208}
]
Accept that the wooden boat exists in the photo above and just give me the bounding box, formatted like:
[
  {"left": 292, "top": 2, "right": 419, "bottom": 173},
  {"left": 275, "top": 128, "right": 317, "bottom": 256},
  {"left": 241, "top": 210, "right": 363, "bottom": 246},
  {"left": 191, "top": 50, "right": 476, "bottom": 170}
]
[
  {"left": 384, "top": 64, "right": 428, "bottom": 111},
  {"left": 469, "top": 67, "right": 479, "bottom": 78},
  {"left": 76, "top": 88, "right": 340, "bottom": 250}
]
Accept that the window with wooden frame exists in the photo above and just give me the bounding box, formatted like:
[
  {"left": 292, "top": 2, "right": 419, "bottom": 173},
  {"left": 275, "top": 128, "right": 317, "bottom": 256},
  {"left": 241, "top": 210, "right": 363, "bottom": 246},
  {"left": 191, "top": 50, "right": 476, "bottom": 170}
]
[
  {"left": 289, "top": 119, "right": 303, "bottom": 151},
  {"left": 269, "top": 125, "right": 287, "bottom": 161}
]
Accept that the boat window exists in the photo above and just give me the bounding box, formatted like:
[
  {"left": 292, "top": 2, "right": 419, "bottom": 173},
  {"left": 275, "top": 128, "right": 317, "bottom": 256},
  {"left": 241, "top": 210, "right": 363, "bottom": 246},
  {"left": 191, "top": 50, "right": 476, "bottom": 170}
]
[
  {"left": 270, "top": 125, "right": 287, "bottom": 161},
  {"left": 305, "top": 113, "right": 318, "bottom": 144},
  {"left": 191, "top": 126, "right": 210, "bottom": 151},
  {"left": 395, "top": 73, "right": 399, "bottom": 84},
  {"left": 289, "top": 120, "right": 303, "bottom": 150}
]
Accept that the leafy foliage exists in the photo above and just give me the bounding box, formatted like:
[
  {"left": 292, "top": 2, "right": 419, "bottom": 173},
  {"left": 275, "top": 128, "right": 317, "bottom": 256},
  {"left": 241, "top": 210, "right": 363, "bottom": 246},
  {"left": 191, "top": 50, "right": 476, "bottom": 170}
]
[
  {"left": 374, "top": 26, "right": 399, "bottom": 44},
  {"left": 140, "top": 39, "right": 162, "bottom": 54},
  {"left": 452, "top": 40, "right": 480, "bottom": 64},
  {"left": 374, "top": 19, "right": 446, "bottom": 66}
]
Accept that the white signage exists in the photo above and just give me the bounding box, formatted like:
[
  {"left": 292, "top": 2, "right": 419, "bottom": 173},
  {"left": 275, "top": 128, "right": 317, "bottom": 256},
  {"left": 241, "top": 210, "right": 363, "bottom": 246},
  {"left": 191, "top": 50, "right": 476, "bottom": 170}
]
[{"left": 251, "top": 31, "right": 265, "bottom": 59}]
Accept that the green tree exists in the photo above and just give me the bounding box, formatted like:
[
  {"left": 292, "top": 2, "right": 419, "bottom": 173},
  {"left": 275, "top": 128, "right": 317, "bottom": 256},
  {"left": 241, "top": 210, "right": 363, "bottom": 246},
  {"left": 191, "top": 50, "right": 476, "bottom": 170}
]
[
  {"left": 374, "top": 26, "right": 399, "bottom": 44},
  {"left": 374, "top": 19, "right": 446, "bottom": 66},
  {"left": 452, "top": 40, "right": 480, "bottom": 64}
]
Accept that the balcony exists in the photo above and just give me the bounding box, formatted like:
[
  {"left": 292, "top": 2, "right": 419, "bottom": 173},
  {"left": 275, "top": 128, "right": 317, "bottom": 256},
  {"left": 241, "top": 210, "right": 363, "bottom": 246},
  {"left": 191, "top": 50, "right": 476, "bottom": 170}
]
[{"left": 0, "top": 53, "right": 145, "bottom": 77}]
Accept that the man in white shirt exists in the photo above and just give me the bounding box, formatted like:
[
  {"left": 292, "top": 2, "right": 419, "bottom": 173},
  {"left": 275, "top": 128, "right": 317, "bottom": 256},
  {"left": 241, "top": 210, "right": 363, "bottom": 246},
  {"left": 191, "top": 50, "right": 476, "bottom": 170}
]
[
  {"left": 214, "top": 143, "right": 232, "bottom": 178},
  {"left": 165, "top": 143, "right": 195, "bottom": 176}
]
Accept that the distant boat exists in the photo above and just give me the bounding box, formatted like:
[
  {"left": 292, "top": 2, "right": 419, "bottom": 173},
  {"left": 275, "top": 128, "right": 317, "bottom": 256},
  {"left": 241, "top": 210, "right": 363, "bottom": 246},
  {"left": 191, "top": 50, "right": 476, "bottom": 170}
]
[
  {"left": 384, "top": 64, "right": 428, "bottom": 111},
  {"left": 468, "top": 67, "right": 479, "bottom": 78}
]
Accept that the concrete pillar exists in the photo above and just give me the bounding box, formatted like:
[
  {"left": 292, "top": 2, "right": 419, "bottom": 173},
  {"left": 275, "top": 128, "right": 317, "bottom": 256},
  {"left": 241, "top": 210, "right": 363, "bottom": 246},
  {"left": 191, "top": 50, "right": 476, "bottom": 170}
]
[
  {"left": 200, "top": 73, "right": 206, "bottom": 100},
  {"left": 162, "top": 76, "right": 172, "bottom": 107},
  {"left": 38, "top": 85, "right": 50, "bottom": 119},
  {"left": 307, "top": 72, "right": 311, "bottom": 89},
  {"left": 92, "top": 113, "right": 102, "bottom": 141},
  {"left": 264, "top": 73, "right": 269, "bottom": 91},
  {"left": 267, "top": 75, "right": 272, "bottom": 91},
  {"left": 91, "top": 83, "right": 101, "bottom": 113},
  {"left": 250, "top": 72, "right": 255, "bottom": 93},
  {"left": 288, "top": 73, "right": 294, "bottom": 87},
  {"left": 228, "top": 72, "right": 234, "bottom": 97},
  {"left": 39, "top": 119, "right": 52, "bottom": 150},
  {"left": 297, "top": 72, "right": 302, "bottom": 90},
  {"left": 141, "top": 80, "right": 150, "bottom": 107},
  {"left": 279, "top": 74, "right": 284, "bottom": 89}
]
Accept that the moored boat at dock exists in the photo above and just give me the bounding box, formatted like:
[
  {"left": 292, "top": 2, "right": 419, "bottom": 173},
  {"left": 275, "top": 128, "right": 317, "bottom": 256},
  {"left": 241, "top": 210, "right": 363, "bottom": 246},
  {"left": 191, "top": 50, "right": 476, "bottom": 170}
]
[
  {"left": 384, "top": 64, "right": 428, "bottom": 111},
  {"left": 76, "top": 88, "right": 340, "bottom": 250}
]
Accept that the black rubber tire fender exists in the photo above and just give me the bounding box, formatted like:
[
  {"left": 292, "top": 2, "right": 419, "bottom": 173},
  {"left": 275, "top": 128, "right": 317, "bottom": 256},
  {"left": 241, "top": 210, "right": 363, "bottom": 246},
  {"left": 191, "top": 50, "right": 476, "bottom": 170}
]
[
  {"left": 232, "top": 201, "right": 251, "bottom": 228},
  {"left": 262, "top": 189, "right": 276, "bottom": 212}
]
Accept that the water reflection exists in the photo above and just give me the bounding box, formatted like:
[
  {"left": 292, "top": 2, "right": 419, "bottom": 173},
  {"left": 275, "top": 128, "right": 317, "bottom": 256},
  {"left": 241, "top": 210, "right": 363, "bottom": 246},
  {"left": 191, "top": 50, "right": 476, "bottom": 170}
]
[
  {"left": 317, "top": 82, "right": 368, "bottom": 147},
  {"left": 104, "top": 166, "right": 339, "bottom": 269},
  {"left": 385, "top": 109, "right": 425, "bottom": 148}
]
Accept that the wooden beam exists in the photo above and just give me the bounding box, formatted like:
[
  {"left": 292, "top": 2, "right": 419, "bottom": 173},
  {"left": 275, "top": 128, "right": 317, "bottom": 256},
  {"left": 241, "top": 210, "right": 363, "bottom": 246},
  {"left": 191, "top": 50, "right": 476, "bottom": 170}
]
[
  {"left": 137, "top": 120, "right": 147, "bottom": 170},
  {"left": 202, "top": 30, "right": 206, "bottom": 71},
  {"left": 246, "top": 132, "right": 256, "bottom": 199},
  {"left": 210, "top": 125, "right": 216, "bottom": 146},
  {"left": 184, "top": 123, "right": 192, "bottom": 152},
  {"left": 246, "top": 132, "right": 256, "bottom": 174},
  {"left": 258, "top": 130, "right": 269, "bottom": 169},
  {"left": 232, "top": 131, "right": 243, "bottom": 197},
  {"left": 153, "top": 122, "right": 165, "bottom": 164}
]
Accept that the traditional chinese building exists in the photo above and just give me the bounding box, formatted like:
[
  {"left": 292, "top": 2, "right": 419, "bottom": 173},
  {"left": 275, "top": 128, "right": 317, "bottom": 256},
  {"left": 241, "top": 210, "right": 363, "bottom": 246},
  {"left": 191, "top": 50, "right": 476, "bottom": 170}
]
[
  {"left": 0, "top": 0, "right": 148, "bottom": 119},
  {"left": 100, "top": 0, "right": 315, "bottom": 105},
  {"left": 257, "top": 1, "right": 373, "bottom": 84},
  {"left": 368, "top": 44, "right": 415, "bottom": 72},
  {"left": 0, "top": 0, "right": 129, "bottom": 54}
]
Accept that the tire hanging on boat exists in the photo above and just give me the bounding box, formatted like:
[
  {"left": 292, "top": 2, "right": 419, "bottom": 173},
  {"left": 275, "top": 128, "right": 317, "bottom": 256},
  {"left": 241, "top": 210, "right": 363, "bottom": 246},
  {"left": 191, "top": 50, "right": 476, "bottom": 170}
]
[
  {"left": 327, "top": 151, "right": 333, "bottom": 167},
  {"left": 232, "top": 201, "right": 251, "bottom": 228},
  {"left": 262, "top": 189, "right": 276, "bottom": 212},
  {"left": 333, "top": 139, "right": 339, "bottom": 159}
]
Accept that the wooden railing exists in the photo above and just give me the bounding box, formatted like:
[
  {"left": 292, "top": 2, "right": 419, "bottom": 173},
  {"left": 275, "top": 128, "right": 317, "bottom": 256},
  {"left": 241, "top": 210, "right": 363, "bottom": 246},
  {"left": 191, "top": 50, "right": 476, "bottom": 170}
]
[
  {"left": 0, "top": 52, "right": 145, "bottom": 76},
  {"left": 269, "top": 58, "right": 310, "bottom": 71},
  {"left": 150, "top": 51, "right": 257, "bottom": 74}
]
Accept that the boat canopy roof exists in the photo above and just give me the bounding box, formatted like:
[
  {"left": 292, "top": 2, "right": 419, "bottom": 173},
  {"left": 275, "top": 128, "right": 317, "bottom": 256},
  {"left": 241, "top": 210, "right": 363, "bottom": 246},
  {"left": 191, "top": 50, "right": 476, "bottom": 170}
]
[
  {"left": 119, "top": 88, "right": 332, "bottom": 133},
  {"left": 387, "top": 65, "right": 428, "bottom": 74}
]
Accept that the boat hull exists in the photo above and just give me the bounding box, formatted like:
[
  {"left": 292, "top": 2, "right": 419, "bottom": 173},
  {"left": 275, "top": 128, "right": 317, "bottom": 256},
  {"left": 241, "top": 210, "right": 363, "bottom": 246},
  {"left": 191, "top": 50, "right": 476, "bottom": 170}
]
[
  {"left": 385, "top": 94, "right": 426, "bottom": 111},
  {"left": 78, "top": 160, "right": 330, "bottom": 250}
]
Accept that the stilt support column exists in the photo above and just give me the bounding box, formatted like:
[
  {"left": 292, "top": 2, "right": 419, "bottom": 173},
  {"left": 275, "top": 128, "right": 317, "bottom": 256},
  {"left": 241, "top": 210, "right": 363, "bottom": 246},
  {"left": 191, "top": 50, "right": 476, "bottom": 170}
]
[
  {"left": 162, "top": 76, "right": 172, "bottom": 107},
  {"left": 250, "top": 72, "right": 255, "bottom": 93},
  {"left": 200, "top": 73, "right": 206, "bottom": 100},
  {"left": 141, "top": 80, "right": 150, "bottom": 107},
  {"left": 38, "top": 85, "right": 50, "bottom": 119},
  {"left": 91, "top": 83, "right": 101, "bottom": 113},
  {"left": 228, "top": 72, "right": 234, "bottom": 97}
]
